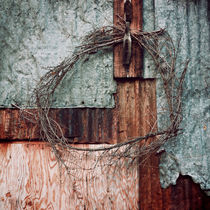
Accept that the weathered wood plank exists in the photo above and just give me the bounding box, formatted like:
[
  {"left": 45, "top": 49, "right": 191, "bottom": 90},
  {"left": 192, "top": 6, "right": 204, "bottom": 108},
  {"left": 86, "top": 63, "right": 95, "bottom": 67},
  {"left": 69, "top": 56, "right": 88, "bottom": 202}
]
[
  {"left": 0, "top": 109, "right": 39, "bottom": 140},
  {"left": 0, "top": 142, "right": 139, "bottom": 209},
  {"left": 139, "top": 153, "right": 210, "bottom": 210},
  {"left": 0, "top": 80, "right": 156, "bottom": 144},
  {"left": 115, "top": 79, "right": 157, "bottom": 142},
  {"left": 114, "top": 0, "right": 143, "bottom": 78}
]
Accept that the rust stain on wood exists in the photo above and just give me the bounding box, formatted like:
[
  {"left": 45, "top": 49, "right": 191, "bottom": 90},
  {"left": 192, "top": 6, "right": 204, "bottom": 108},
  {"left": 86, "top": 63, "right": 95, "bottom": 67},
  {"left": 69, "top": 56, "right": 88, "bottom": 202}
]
[
  {"left": 0, "top": 80, "right": 156, "bottom": 143},
  {"left": 0, "top": 109, "right": 39, "bottom": 140},
  {"left": 0, "top": 142, "right": 139, "bottom": 209},
  {"left": 114, "top": 0, "right": 143, "bottom": 78}
]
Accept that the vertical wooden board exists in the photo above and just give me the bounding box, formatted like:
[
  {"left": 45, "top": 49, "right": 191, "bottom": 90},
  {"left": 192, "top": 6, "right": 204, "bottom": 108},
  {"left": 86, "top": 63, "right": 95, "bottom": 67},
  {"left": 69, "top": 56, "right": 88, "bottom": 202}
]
[
  {"left": 116, "top": 79, "right": 156, "bottom": 142},
  {"left": 114, "top": 0, "right": 143, "bottom": 78},
  {"left": 116, "top": 80, "right": 141, "bottom": 141},
  {"left": 138, "top": 79, "right": 157, "bottom": 135},
  {"left": 0, "top": 142, "right": 139, "bottom": 209},
  {"left": 137, "top": 79, "right": 158, "bottom": 209}
]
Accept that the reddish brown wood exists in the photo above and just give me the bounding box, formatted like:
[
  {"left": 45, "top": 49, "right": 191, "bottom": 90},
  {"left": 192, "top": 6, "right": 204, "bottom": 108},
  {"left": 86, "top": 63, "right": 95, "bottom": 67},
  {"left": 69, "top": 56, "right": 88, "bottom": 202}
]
[
  {"left": 116, "top": 79, "right": 157, "bottom": 142},
  {"left": 139, "top": 153, "right": 210, "bottom": 210},
  {"left": 114, "top": 0, "right": 143, "bottom": 78},
  {"left": 0, "top": 80, "right": 156, "bottom": 143},
  {"left": 0, "top": 109, "right": 39, "bottom": 140}
]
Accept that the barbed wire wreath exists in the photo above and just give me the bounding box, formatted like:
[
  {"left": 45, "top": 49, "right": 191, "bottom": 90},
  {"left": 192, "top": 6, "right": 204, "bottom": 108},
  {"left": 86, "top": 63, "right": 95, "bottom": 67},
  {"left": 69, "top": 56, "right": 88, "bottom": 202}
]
[{"left": 20, "top": 17, "right": 189, "bottom": 172}]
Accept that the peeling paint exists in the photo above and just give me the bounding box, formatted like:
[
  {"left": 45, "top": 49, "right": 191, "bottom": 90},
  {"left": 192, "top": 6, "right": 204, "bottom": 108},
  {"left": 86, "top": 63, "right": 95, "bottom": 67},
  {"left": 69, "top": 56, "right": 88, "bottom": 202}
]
[{"left": 150, "top": 0, "right": 210, "bottom": 195}]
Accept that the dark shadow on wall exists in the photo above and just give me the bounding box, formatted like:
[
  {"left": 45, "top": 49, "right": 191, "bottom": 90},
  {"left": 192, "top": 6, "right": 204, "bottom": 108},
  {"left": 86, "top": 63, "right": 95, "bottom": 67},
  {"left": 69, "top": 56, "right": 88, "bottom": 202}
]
[{"left": 170, "top": 175, "right": 210, "bottom": 210}]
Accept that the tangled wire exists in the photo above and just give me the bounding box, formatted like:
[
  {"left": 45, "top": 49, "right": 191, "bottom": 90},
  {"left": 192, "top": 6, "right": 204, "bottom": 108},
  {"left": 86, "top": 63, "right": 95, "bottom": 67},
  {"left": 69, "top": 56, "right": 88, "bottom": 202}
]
[{"left": 23, "top": 17, "right": 189, "bottom": 172}]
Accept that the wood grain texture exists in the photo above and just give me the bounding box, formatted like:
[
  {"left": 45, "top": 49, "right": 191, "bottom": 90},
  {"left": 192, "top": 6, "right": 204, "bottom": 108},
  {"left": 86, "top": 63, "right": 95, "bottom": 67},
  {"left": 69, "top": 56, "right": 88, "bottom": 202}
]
[
  {"left": 0, "top": 142, "right": 139, "bottom": 210},
  {"left": 0, "top": 144, "right": 209, "bottom": 210},
  {"left": 114, "top": 0, "right": 143, "bottom": 78},
  {"left": 115, "top": 79, "right": 157, "bottom": 142},
  {"left": 0, "top": 1, "right": 209, "bottom": 209}
]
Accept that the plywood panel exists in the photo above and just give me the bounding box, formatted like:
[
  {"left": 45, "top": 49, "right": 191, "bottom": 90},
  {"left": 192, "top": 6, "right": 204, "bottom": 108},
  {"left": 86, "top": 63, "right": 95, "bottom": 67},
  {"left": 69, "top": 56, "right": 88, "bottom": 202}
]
[
  {"left": 0, "top": 142, "right": 139, "bottom": 210},
  {"left": 114, "top": 0, "right": 143, "bottom": 78}
]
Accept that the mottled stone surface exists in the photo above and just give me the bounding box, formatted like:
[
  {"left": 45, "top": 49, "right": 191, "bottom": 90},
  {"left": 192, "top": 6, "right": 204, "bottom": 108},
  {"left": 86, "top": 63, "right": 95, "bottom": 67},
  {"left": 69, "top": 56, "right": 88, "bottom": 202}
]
[
  {"left": 142, "top": 0, "right": 156, "bottom": 78},
  {"left": 0, "top": 0, "right": 116, "bottom": 108},
  {"left": 153, "top": 0, "right": 210, "bottom": 195},
  {"left": 143, "top": 0, "right": 209, "bottom": 195}
]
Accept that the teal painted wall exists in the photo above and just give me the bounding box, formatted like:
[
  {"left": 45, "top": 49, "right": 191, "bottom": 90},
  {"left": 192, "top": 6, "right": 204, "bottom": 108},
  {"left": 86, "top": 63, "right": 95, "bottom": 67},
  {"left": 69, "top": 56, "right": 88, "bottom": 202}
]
[
  {"left": 143, "top": 0, "right": 209, "bottom": 195},
  {"left": 0, "top": 0, "right": 116, "bottom": 108}
]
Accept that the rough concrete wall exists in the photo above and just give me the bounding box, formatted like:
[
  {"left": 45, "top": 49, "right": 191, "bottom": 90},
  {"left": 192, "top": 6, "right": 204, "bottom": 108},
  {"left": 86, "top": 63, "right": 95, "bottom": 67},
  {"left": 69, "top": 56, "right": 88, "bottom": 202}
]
[
  {"left": 143, "top": 0, "right": 210, "bottom": 195},
  {"left": 142, "top": 0, "right": 156, "bottom": 79},
  {"left": 0, "top": 0, "right": 116, "bottom": 108}
]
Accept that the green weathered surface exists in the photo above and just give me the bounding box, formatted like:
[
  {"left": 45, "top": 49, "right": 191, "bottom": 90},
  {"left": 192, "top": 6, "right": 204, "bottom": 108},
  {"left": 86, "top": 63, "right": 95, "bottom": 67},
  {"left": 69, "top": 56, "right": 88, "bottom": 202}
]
[
  {"left": 143, "top": 0, "right": 210, "bottom": 195},
  {"left": 0, "top": 0, "right": 116, "bottom": 108},
  {"left": 142, "top": 0, "right": 156, "bottom": 78}
]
